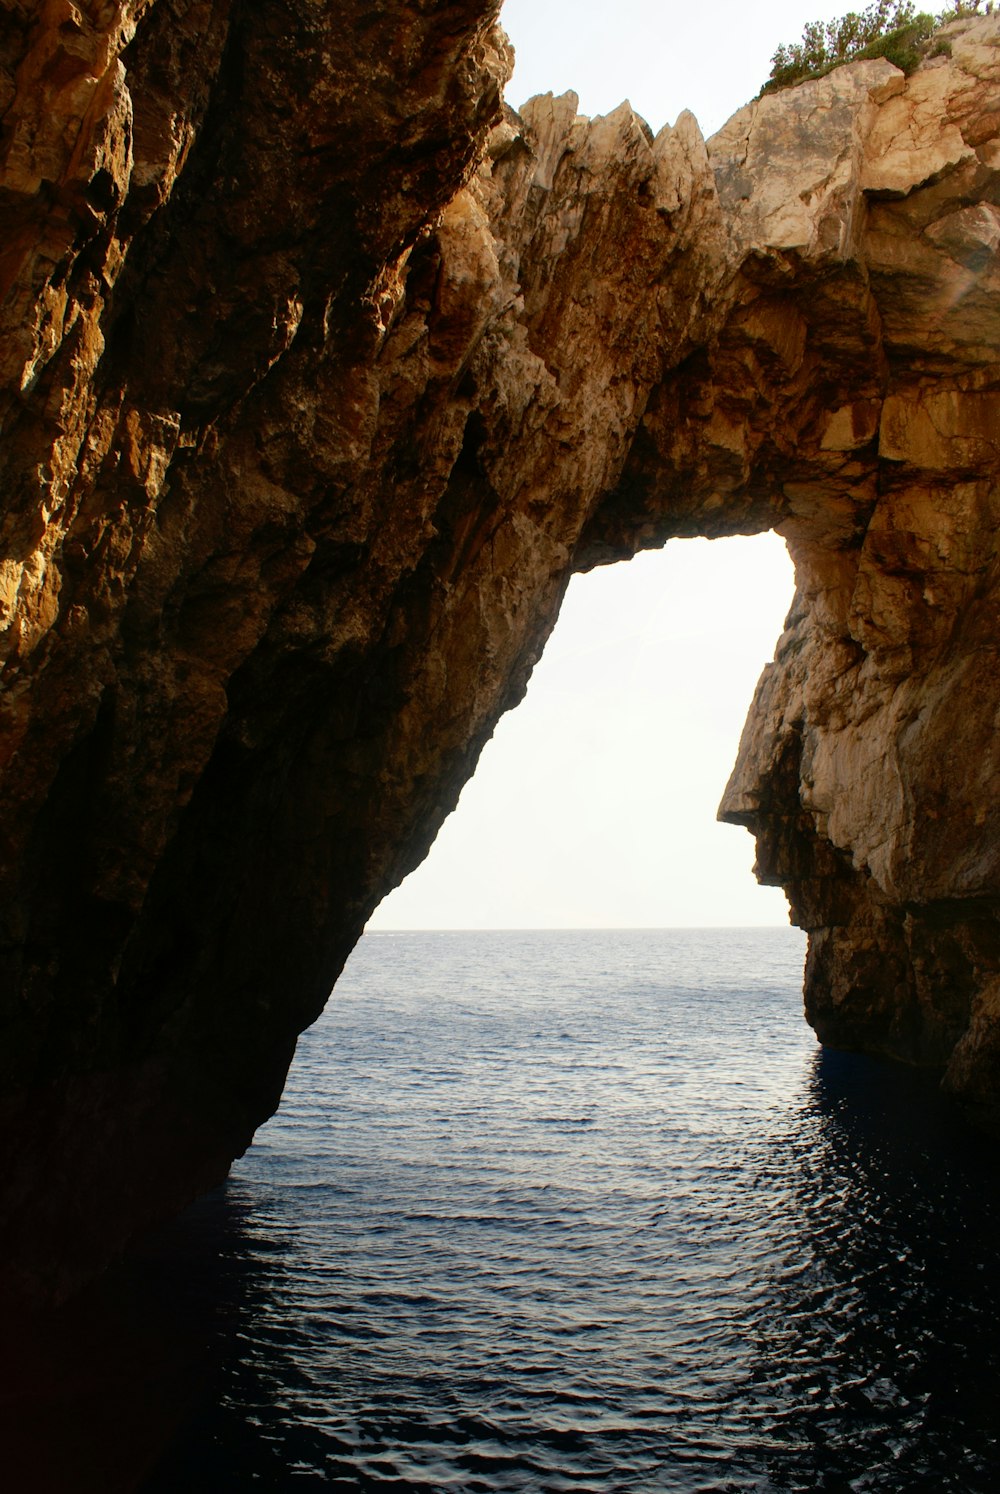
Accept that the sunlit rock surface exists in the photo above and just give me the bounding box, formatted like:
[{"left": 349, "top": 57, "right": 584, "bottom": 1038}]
[{"left": 2, "top": 3, "right": 999, "bottom": 1301}]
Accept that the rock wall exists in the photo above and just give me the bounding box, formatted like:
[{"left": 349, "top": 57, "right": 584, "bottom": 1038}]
[{"left": 2, "top": 3, "right": 999, "bottom": 1302}]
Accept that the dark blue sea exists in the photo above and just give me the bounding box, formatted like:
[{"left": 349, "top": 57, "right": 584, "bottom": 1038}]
[{"left": 11, "top": 929, "right": 1000, "bottom": 1491}]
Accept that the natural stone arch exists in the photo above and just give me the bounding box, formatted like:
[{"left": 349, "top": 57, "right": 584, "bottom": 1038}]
[{"left": 2, "top": 1, "right": 1000, "bottom": 1306}]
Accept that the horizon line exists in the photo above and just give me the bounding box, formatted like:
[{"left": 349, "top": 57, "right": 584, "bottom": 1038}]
[{"left": 363, "top": 923, "right": 798, "bottom": 933}]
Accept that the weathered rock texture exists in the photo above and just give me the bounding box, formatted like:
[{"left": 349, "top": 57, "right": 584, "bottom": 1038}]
[{"left": 2, "top": 3, "right": 1000, "bottom": 1302}]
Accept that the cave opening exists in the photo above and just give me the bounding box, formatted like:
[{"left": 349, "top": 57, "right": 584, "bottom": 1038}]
[{"left": 367, "top": 531, "right": 796, "bottom": 932}]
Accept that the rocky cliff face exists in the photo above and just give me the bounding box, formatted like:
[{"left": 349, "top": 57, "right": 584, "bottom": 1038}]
[{"left": 2, "top": 3, "right": 999, "bottom": 1303}]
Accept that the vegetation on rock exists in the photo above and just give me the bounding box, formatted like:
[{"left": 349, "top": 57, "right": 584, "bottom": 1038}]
[{"left": 763, "top": 0, "right": 985, "bottom": 92}]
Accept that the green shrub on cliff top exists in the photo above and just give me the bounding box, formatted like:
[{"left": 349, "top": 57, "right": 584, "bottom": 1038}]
[{"left": 762, "top": 0, "right": 985, "bottom": 93}]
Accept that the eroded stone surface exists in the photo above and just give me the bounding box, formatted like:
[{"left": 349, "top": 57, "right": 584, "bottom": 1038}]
[{"left": 2, "top": 5, "right": 1000, "bottom": 1302}]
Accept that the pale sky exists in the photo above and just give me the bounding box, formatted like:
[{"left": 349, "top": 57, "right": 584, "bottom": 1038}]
[
  {"left": 499, "top": 0, "right": 829, "bottom": 139},
  {"left": 368, "top": 0, "right": 823, "bottom": 930}
]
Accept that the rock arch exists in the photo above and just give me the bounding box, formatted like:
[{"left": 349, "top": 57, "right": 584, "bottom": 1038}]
[{"left": 2, "top": 1, "right": 999, "bottom": 1302}]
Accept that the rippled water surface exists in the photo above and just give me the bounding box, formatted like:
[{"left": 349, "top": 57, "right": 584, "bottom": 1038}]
[{"left": 14, "top": 929, "right": 1000, "bottom": 1491}]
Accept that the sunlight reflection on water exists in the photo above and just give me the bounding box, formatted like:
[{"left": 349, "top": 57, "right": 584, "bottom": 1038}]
[{"left": 9, "top": 929, "right": 1000, "bottom": 1493}]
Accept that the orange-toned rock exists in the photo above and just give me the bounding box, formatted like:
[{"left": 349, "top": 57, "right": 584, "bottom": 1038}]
[{"left": 2, "top": 3, "right": 1000, "bottom": 1303}]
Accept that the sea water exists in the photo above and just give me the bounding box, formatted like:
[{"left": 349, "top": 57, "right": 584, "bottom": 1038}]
[{"left": 12, "top": 929, "right": 1000, "bottom": 1491}]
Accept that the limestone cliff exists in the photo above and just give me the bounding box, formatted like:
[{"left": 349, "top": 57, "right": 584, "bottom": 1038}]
[{"left": 2, "top": 3, "right": 999, "bottom": 1303}]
